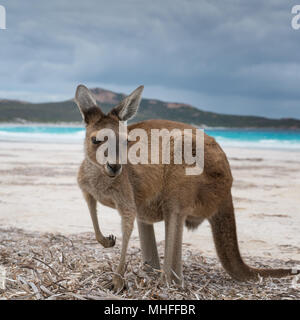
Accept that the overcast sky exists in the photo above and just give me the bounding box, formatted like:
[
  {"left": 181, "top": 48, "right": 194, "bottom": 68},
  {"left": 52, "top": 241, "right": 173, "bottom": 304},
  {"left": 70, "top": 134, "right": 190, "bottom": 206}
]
[{"left": 0, "top": 0, "right": 300, "bottom": 118}]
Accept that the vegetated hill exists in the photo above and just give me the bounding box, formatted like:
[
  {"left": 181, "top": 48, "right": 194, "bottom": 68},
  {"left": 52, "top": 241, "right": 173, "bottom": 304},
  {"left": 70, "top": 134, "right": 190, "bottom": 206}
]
[{"left": 0, "top": 88, "right": 300, "bottom": 128}]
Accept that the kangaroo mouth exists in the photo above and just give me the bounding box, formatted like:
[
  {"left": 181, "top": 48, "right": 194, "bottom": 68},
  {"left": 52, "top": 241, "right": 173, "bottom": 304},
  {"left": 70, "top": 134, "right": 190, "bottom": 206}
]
[{"left": 105, "top": 163, "right": 122, "bottom": 178}]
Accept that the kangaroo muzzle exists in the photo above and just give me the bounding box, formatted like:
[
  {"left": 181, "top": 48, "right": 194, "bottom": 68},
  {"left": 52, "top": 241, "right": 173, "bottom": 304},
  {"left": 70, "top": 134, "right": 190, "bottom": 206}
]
[{"left": 105, "top": 163, "right": 122, "bottom": 177}]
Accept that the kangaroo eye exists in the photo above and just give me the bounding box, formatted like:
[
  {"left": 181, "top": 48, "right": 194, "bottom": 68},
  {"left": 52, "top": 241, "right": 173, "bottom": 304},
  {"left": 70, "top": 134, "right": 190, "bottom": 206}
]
[{"left": 91, "top": 136, "right": 101, "bottom": 145}]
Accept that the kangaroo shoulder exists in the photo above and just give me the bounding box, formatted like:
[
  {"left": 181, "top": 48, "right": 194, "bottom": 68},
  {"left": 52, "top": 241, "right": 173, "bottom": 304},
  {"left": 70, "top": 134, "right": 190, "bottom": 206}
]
[{"left": 77, "top": 159, "right": 93, "bottom": 187}]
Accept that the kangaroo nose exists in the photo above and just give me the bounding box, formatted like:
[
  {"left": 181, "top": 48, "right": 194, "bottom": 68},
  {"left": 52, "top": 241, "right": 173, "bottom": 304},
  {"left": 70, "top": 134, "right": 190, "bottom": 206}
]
[{"left": 107, "top": 163, "right": 122, "bottom": 174}]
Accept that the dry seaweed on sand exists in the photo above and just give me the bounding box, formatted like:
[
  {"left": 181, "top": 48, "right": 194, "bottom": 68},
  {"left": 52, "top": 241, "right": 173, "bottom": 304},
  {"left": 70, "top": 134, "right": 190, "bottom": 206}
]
[{"left": 0, "top": 227, "right": 299, "bottom": 300}]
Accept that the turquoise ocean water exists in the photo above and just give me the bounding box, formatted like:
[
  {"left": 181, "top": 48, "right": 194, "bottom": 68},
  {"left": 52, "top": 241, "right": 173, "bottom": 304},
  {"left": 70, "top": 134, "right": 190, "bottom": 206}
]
[{"left": 0, "top": 125, "right": 300, "bottom": 150}]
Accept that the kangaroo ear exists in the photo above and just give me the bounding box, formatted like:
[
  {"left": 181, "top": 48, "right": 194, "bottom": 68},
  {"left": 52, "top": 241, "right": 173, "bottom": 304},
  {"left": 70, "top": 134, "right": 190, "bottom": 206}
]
[
  {"left": 110, "top": 85, "right": 144, "bottom": 121},
  {"left": 75, "top": 85, "right": 104, "bottom": 123}
]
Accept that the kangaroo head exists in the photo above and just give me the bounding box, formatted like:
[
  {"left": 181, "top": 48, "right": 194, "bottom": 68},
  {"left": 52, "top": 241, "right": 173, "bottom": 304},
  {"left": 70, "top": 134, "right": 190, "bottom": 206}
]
[{"left": 75, "top": 84, "right": 144, "bottom": 178}]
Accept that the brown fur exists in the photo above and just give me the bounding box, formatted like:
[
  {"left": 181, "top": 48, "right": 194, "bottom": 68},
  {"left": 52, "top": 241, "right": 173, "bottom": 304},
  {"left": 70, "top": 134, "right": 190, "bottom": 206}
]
[{"left": 75, "top": 85, "right": 299, "bottom": 292}]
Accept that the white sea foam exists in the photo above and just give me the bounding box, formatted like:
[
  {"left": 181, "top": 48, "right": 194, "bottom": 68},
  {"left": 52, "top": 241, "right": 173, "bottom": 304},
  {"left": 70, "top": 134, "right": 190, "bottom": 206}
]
[
  {"left": 0, "top": 128, "right": 300, "bottom": 150},
  {"left": 0, "top": 130, "right": 85, "bottom": 143},
  {"left": 215, "top": 137, "right": 300, "bottom": 150}
]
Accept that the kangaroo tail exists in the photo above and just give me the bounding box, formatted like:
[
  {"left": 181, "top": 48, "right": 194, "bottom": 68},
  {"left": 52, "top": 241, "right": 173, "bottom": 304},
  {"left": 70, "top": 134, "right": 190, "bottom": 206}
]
[{"left": 209, "top": 194, "right": 299, "bottom": 281}]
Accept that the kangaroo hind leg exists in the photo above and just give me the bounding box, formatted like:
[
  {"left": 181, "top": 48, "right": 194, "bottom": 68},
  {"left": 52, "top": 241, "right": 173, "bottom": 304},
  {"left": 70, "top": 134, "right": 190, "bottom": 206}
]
[
  {"left": 137, "top": 220, "right": 160, "bottom": 269},
  {"left": 163, "top": 211, "right": 185, "bottom": 285}
]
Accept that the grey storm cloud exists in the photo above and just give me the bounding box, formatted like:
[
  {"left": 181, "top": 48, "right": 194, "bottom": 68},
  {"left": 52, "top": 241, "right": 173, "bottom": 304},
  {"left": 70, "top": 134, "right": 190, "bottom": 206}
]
[{"left": 0, "top": 0, "right": 300, "bottom": 118}]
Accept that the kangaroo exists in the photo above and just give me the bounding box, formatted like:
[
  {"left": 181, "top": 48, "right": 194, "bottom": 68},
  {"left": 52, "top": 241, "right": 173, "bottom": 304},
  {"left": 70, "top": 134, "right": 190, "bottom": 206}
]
[{"left": 75, "top": 84, "right": 299, "bottom": 292}]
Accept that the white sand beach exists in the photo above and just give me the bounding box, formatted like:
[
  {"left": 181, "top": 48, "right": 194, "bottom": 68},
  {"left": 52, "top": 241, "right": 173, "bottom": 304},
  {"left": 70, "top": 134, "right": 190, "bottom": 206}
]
[{"left": 0, "top": 141, "right": 299, "bottom": 262}]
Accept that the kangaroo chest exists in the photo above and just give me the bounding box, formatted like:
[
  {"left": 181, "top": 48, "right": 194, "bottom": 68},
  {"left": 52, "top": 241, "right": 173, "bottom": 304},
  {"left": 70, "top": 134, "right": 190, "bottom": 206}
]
[{"left": 96, "top": 192, "right": 116, "bottom": 209}]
